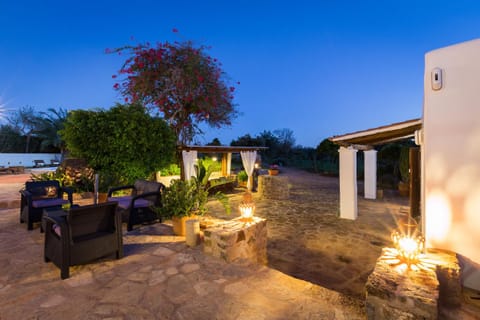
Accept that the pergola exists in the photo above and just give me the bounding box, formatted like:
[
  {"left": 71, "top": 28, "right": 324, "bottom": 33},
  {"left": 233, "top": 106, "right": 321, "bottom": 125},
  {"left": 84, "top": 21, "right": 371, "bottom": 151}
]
[
  {"left": 179, "top": 145, "right": 268, "bottom": 190},
  {"left": 329, "top": 118, "right": 422, "bottom": 220}
]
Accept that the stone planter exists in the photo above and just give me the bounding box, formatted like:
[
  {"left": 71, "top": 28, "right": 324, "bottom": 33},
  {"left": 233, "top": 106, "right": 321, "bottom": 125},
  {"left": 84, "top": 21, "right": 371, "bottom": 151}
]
[
  {"left": 172, "top": 215, "right": 199, "bottom": 236},
  {"left": 258, "top": 175, "right": 289, "bottom": 199},
  {"left": 268, "top": 169, "right": 279, "bottom": 176}
]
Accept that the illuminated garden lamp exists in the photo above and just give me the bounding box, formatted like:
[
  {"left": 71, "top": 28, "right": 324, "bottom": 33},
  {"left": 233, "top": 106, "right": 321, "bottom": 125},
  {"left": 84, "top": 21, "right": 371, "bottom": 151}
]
[
  {"left": 239, "top": 203, "right": 255, "bottom": 220},
  {"left": 391, "top": 219, "right": 425, "bottom": 267},
  {"left": 239, "top": 192, "right": 255, "bottom": 221}
]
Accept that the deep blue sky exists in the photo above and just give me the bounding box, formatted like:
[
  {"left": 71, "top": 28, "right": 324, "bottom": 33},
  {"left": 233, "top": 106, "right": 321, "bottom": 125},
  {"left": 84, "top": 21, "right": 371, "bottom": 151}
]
[{"left": 2, "top": 1, "right": 480, "bottom": 147}]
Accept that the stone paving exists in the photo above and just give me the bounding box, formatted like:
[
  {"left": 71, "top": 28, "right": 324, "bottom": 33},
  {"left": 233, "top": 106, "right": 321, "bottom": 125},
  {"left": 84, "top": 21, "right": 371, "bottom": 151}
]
[
  {"left": 209, "top": 168, "right": 409, "bottom": 300},
  {"left": 1, "top": 168, "right": 479, "bottom": 319},
  {"left": 0, "top": 209, "right": 364, "bottom": 319}
]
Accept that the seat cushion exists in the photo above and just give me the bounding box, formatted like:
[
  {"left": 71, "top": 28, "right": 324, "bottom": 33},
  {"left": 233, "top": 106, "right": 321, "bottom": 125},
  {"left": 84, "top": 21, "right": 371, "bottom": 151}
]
[
  {"left": 108, "top": 196, "right": 152, "bottom": 210},
  {"left": 32, "top": 198, "right": 69, "bottom": 208},
  {"left": 134, "top": 180, "right": 161, "bottom": 195}
]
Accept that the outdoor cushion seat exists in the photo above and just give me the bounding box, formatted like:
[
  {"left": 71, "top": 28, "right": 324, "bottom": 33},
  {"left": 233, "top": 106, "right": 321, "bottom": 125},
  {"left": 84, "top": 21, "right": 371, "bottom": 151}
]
[
  {"left": 20, "top": 180, "right": 74, "bottom": 230},
  {"left": 43, "top": 202, "right": 123, "bottom": 279},
  {"left": 107, "top": 180, "right": 165, "bottom": 231},
  {"left": 107, "top": 196, "right": 152, "bottom": 210}
]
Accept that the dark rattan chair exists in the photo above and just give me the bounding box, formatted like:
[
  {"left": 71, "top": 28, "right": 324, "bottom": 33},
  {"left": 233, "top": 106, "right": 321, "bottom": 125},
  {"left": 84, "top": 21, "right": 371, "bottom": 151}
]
[
  {"left": 20, "top": 180, "right": 73, "bottom": 230},
  {"left": 107, "top": 180, "right": 164, "bottom": 231},
  {"left": 43, "top": 202, "right": 123, "bottom": 279}
]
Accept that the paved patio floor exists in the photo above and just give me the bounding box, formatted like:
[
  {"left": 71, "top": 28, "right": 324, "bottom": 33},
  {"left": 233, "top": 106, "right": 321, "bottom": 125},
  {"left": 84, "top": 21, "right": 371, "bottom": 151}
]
[{"left": 1, "top": 168, "right": 479, "bottom": 319}]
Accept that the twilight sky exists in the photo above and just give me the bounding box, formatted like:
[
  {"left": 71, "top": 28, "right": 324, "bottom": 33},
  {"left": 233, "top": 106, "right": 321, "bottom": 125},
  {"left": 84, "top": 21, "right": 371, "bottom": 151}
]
[{"left": 2, "top": 0, "right": 480, "bottom": 147}]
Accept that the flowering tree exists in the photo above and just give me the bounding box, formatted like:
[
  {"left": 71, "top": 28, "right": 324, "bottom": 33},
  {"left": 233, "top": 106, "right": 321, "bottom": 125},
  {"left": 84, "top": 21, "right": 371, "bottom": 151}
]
[{"left": 109, "top": 38, "right": 238, "bottom": 145}]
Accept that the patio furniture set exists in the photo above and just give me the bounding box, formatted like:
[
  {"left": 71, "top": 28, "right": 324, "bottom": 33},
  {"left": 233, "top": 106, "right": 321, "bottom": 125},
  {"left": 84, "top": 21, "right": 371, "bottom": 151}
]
[{"left": 19, "top": 179, "right": 165, "bottom": 279}]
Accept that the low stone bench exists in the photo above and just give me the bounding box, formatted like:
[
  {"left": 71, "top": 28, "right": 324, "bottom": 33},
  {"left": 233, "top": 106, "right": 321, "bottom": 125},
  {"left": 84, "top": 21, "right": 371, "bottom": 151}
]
[{"left": 203, "top": 217, "right": 267, "bottom": 265}]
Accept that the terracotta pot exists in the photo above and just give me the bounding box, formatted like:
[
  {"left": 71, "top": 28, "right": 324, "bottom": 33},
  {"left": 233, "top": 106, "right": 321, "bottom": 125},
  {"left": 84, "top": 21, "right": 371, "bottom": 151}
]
[
  {"left": 398, "top": 181, "right": 409, "bottom": 197},
  {"left": 172, "top": 215, "right": 199, "bottom": 236},
  {"left": 238, "top": 180, "right": 247, "bottom": 188},
  {"left": 268, "top": 169, "right": 279, "bottom": 176},
  {"left": 98, "top": 192, "right": 108, "bottom": 203}
]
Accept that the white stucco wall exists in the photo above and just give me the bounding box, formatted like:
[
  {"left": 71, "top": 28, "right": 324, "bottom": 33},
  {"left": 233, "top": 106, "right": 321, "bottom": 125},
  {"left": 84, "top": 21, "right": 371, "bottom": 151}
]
[
  {"left": 0, "top": 153, "right": 61, "bottom": 167},
  {"left": 423, "top": 39, "right": 480, "bottom": 289}
]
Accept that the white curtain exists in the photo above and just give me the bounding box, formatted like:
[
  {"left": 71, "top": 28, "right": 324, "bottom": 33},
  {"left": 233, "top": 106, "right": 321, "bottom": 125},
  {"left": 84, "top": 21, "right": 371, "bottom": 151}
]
[
  {"left": 182, "top": 150, "right": 198, "bottom": 181},
  {"left": 240, "top": 151, "right": 257, "bottom": 191}
]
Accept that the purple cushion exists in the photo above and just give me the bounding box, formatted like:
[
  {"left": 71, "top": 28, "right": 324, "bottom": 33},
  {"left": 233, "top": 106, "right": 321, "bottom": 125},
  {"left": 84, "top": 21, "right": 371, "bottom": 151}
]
[
  {"left": 108, "top": 196, "right": 152, "bottom": 210},
  {"left": 32, "top": 198, "right": 69, "bottom": 208},
  {"left": 133, "top": 199, "right": 153, "bottom": 209},
  {"left": 52, "top": 223, "right": 61, "bottom": 237}
]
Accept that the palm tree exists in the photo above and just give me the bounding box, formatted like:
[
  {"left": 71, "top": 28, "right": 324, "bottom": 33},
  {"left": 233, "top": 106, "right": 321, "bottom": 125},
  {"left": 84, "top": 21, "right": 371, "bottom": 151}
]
[
  {"left": 7, "top": 106, "right": 41, "bottom": 153},
  {"left": 36, "top": 108, "right": 68, "bottom": 159}
]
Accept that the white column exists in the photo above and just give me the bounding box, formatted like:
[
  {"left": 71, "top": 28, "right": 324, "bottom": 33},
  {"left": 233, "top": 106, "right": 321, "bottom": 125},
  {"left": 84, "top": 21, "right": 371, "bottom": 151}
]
[
  {"left": 227, "top": 153, "right": 232, "bottom": 176},
  {"left": 339, "top": 146, "right": 358, "bottom": 220},
  {"left": 364, "top": 149, "right": 377, "bottom": 200}
]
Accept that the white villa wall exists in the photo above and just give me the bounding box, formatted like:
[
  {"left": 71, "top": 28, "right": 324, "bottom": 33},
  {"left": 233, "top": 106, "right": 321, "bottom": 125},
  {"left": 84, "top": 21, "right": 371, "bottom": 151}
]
[
  {"left": 0, "top": 153, "right": 61, "bottom": 167},
  {"left": 423, "top": 39, "right": 480, "bottom": 289}
]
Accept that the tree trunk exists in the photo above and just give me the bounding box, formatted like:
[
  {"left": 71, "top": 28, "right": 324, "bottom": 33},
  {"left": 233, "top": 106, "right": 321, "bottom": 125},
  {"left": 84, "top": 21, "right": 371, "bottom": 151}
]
[{"left": 25, "top": 134, "right": 31, "bottom": 153}]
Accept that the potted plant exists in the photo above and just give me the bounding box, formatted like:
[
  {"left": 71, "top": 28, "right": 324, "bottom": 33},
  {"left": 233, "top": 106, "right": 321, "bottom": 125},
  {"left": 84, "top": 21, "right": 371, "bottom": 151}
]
[
  {"left": 97, "top": 171, "right": 119, "bottom": 203},
  {"left": 237, "top": 170, "right": 248, "bottom": 187},
  {"left": 398, "top": 147, "right": 410, "bottom": 197},
  {"left": 161, "top": 178, "right": 208, "bottom": 236},
  {"left": 160, "top": 160, "right": 230, "bottom": 236}
]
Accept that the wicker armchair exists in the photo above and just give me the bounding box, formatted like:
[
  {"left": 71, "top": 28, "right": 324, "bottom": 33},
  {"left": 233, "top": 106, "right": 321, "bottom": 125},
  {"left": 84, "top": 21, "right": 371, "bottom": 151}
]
[
  {"left": 43, "top": 202, "right": 123, "bottom": 279},
  {"left": 20, "top": 180, "right": 73, "bottom": 230},
  {"left": 107, "top": 180, "right": 164, "bottom": 231}
]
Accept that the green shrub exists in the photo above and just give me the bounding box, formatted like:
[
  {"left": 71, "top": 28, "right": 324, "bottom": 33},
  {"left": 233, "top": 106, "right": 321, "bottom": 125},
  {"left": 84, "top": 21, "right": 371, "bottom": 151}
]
[
  {"left": 159, "top": 163, "right": 181, "bottom": 176},
  {"left": 237, "top": 170, "right": 248, "bottom": 182},
  {"left": 201, "top": 157, "right": 221, "bottom": 172},
  {"left": 60, "top": 103, "right": 176, "bottom": 184}
]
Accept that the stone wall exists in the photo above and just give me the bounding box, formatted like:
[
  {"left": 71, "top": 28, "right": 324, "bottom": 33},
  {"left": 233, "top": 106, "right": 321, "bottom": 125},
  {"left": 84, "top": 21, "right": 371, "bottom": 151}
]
[
  {"left": 203, "top": 217, "right": 267, "bottom": 265},
  {"left": 258, "top": 175, "right": 289, "bottom": 199}
]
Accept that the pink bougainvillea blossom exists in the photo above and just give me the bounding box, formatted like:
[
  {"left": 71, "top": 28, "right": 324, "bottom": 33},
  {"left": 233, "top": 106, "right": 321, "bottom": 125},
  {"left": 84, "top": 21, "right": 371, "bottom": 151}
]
[{"left": 108, "top": 39, "right": 238, "bottom": 144}]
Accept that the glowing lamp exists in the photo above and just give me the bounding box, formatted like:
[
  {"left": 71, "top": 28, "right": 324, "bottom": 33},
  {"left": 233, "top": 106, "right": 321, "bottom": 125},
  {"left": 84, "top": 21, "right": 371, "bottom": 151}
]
[
  {"left": 239, "top": 203, "right": 255, "bottom": 220},
  {"left": 391, "top": 222, "right": 424, "bottom": 267}
]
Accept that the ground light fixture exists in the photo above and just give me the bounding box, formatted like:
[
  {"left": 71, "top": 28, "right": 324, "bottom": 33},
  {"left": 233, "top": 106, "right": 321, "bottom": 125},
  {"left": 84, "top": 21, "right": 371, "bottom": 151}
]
[
  {"left": 391, "top": 226, "right": 424, "bottom": 267},
  {"left": 381, "top": 217, "right": 437, "bottom": 273}
]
